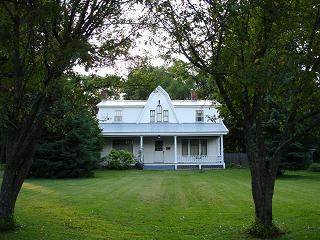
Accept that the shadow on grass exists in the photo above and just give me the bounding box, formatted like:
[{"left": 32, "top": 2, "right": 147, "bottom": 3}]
[{"left": 277, "top": 173, "right": 318, "bottom": 181}]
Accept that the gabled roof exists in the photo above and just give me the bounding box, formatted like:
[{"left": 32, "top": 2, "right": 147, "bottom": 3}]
[{"left": 136, "top": 86, "right": 179, "bottom": 123}]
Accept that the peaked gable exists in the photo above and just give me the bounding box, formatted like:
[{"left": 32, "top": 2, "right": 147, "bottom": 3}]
[{"left": 137, "top": 86, "right": 179, "bottom": 123}]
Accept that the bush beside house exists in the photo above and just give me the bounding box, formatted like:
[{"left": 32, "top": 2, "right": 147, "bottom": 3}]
[
  {"left": 29, "top": 113, "right": 103, "bottom": 178},
  {"left": 308, "top": 163, "right": 320, "bottom": 172},
  {"left": 103, "top": 149, "right": 135, "bottom": 170}
]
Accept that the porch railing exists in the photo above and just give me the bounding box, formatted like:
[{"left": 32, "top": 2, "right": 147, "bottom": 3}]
[{"left": 177, "top": 155, "right": 222, "bottom": 164}]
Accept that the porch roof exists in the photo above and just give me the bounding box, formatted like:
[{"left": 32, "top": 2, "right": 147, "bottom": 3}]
[{"left": 99, "top": 123, "right": 228, "bottom": 136}]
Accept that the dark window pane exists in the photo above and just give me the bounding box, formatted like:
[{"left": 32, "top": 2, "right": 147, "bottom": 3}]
[
  {"left": 201, "top": 139, "right": 207, "bottom": 155},
  {"left": 195, "top": 110, "right": 204, "bottom": 122},
  {"left": 182, "top": 139, "right": 188, "bottom": 156},
  {"left": 190, "top": 139, "right": 199, "bottom": 155},
  {"left": 155, "top": 141, "right": 163, "bottom": 151}
]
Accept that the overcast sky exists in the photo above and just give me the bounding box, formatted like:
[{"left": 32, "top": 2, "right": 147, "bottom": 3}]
[{"left": 73, "top": 4, "right": 187, "bottom": 78}]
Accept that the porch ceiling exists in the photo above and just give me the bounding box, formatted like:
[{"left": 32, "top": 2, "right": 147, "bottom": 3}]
[{"left": 99, "top": 123, "right": 228, "bottom": 136}]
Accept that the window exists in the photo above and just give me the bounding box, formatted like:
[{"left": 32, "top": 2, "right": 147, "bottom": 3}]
[
  {"left": 163, "top": 110, "right": 169, "bottom": 122},
  {"left": 150, "top": 110, "right": 155, "bottom": 122},
  {"left": 201, "top": 139, "right": 207, "bottom": 155},
  {"left": 182, "top": 139, "right": 188, "bottom": 156},
  {"left": 195, "top": 110, "right": 204, "bottom": 122},
  {"left": 114, "top": 110, "right": 122, "bottom": 122},
  {"left": 190, "top": 139, "right": 199, "bottom": 155},
  {"left": 155, "top": 141, "right": 163, "bottom": 151},
  {"left": 157, "top": 105, "right": 162, "bottom": 122},
  {"left": 112, "top": 139, "right": 133, "bottom": 152},
  {"left": 182, "top": 139, "right": 207, "bottom": 156}
]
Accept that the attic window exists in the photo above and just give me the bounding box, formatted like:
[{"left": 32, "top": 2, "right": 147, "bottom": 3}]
[
  {"left": 150, "top": 110, "right": 155, "bottom": 122},
  {"left": 114, "top": 110, "right": 122, "bottom": 122},
  {"left": 163, "top": 110, "right": 169, "bottom": 122},
  {"left": 157, "top": 105, "right": 162, "bottom": 122},
  {"left": 158, "top": 100, "right": 160, "bottom": 104},
  {"left": 195, "top": 110, "right": 204, "bottom": 122}
]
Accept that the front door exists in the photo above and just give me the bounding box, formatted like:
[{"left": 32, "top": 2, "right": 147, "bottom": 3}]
[{"left": 154, "top": 140, "right": 164, "bottom": 163}]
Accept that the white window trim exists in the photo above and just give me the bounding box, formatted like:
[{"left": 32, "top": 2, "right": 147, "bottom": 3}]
[
  {"left": 163, "top": 110, "right": 169, "bottom": 122},
  {"left": 157, "top": 105, "right": 162, "bottom": 122},
  {"left": 150, "top": 110, "right": 155, "bottom": 123},
  {"left": 195, "top": 110, "right": 204, "bottom": 122},
  {"left": 182, "top": 138, "right": 207, "bottom": 156},
  {"left": 114, "top": 110, "right": 122, "bottom": 122}
]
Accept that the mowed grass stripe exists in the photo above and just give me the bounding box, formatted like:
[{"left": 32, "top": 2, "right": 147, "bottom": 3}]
[{"left": 0, "top": 169, "right": 319, "bottom": 240}]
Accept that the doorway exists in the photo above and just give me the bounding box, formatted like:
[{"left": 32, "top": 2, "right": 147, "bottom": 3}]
[{"left": 154, "top": 140, "right": 164, "bottom": 163}]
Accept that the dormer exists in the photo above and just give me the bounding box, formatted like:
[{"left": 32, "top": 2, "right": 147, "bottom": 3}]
[{"left": 137, "top": 86, "right": 179, "bottom": 123}]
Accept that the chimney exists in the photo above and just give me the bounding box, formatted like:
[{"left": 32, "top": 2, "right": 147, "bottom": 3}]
[
  {"left": 191, "top": 90, "right": 198, "bottom": 101},
  {"left": 100, "top": 90, "right": 108, "bottom": 100}
]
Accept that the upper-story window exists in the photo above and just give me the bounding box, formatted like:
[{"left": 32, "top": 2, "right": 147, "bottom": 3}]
[
  {"left": 157, "top": 105, "right": 162, "bottom": 122},
  {"left": 114, "top": 110, "right": 122, "bottom": 122},
  {"left": 150, "top": 110, "right": 155, "bottom": 122},
  {"left": 195, "top": 110, "right": 204, "bottom": 122},
  {"left": 163, "top": 110, "right": 169, "bottom": 122}
]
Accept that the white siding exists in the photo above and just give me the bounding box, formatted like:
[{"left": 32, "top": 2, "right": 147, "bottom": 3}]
[
  {"left": 102, "top": 136, "right": 220, "bottom": 164},
  {"left": 101, "top": 137, "right": 140, "bottom": 157},
  {"left": 97, "top": 87, "right": 221, "bottom": 124},
  {"left": 98, "top": 107, "right": 143, "bottom": 123},
  {"left": 174, "top": 107, "right": 219, "bottom": 123}
]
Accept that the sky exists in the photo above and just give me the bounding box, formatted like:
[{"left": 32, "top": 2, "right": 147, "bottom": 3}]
[
  {"left": 72, "top": 3, "right": 187, "bottom": 78},
  {"left": 73, "top": 39, "right": 169, "bottom": 77}
]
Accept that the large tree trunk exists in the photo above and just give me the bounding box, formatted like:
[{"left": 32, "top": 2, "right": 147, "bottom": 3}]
[
  {"left": 250, "top": 167, "right": 275, "bottom": 226},
  {"left": 0, "top": 165, "right": 27, "bottom": 220},
  {"left": 0, "top": 143, "right": 36, "bottom": 221},
  {"left": 0, "top": 100, "right": 45, "bottom": 225},
  {"left": 244, "top": 124, "right": 280, "bottom": 232}
]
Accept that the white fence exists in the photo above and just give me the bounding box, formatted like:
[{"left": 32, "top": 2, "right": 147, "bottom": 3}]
[{"left": 177, "top": 155, "right": 222, "bottom": 164}]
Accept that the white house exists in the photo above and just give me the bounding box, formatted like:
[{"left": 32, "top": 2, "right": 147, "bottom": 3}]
[{"left": 97, "top": 86, "right": 228, "bottom": 170}]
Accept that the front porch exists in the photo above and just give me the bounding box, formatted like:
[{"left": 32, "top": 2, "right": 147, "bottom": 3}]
[{"left": 101, "top": 135, "right": 225, "bottom": 169}]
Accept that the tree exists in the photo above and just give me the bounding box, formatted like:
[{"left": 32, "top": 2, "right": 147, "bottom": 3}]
[
  {"left": 69, "top": 74, "right": 124, "bottom": 114},
  {"left": 150, "top": 0, "right": 320, "bottom": 236},
  {"left": 123, "top": 60, "right": 200, "bottom": 100},
  {"left": 30, "top": 113, "right": 103, "bottom": 178},
  {"left": 0, "top": 0, "right": 138, "bottom": 229},
  {"left": 29, "top": 78, "right": 104, "bottom": 178}
]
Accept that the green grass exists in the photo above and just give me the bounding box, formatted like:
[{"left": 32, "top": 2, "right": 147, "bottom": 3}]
[{"left": 0, "top": 169, "right": 319, "bottom": 239}]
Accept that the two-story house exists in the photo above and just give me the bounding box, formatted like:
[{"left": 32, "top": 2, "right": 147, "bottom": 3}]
[{"left": 97, "top": 86, "right": 228, "bottom": 170}]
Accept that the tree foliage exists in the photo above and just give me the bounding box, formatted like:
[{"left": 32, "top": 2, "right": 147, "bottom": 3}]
[
  {"left": 149, "top": 0, "right": 320, "bottom": 235},
  {"left": 69, "top": 74, "right": 124, "bottom": 114},
  {"left": 29, "top": 78, "right": 103, "bottom": 178},
  {"left": 123, "top": 60, "right": 202, "bottom": 100},
  {"left": 0, "top": 0, "right": 140, "bottom": 227}
]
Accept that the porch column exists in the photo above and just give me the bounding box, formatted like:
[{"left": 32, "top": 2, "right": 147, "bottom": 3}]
[
  {"left": 220, "top": 135, "right": 224, "bottom": 167},
  {"left": 140, "top": 136, "right": 144, "bottom": 163},
  {"left": 174, "top": 136, "right": 177, "bottom": 170}
]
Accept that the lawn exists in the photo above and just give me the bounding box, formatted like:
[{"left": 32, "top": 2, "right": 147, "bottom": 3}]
[{"left": 0, "top": 169, "right": 319, "bottom": 240}]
